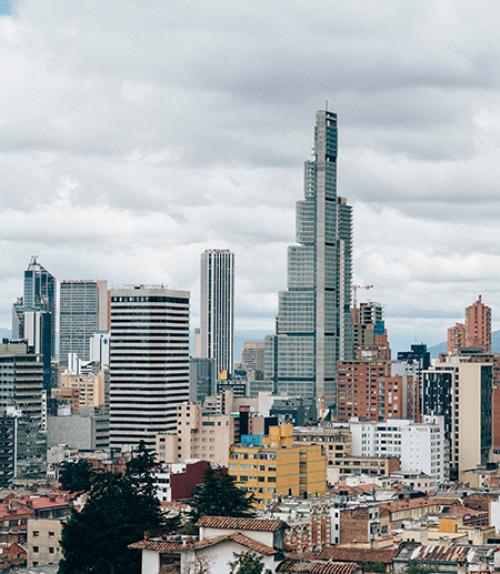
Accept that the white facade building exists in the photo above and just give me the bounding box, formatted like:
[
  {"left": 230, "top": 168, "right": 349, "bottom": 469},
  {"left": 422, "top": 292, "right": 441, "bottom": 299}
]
[
  {"left": 349, "top": 416, "right": 448, "bottom": 482},
  {"left": 200, "top": 249, "right": 234, "bottom": 376},
  {"left": 109, "top": 286, "right": 190, "bottom": 450}
]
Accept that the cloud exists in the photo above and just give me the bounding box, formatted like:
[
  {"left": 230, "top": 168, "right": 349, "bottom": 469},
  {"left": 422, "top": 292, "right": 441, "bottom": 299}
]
[{"left": 1, "top": 0, "right": 500, "bottom": 353}]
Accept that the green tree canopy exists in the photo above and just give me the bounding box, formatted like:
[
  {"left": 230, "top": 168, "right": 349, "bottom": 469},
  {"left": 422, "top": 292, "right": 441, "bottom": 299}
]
[
  {"left": 59, "top": 459, "right": 95, "bottom": 493},
  {"left": 59, "top": 441, "right": 163, "bottom": 574},
  {"left": 188, "top": 466, "right": 255, "bottom": 524},
  {"left": 229, "top": 551, "right": 272, "bottom": 574}
]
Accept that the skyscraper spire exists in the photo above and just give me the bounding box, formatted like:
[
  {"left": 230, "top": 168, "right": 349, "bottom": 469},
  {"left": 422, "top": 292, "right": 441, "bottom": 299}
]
[{"left": 265, "top": 110, "right": 353, "bottom": 416}]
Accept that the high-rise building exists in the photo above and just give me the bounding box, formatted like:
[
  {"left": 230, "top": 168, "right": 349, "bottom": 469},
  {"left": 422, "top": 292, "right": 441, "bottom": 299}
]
[
  {"left": 465, "top": 295, "right": 492, "bottom": 351},
  {"left": 241, "top": 341, "right": 265, "bottom": 377},
  {"left": 189, "top": 357, "right": 215, "bottom": 402},
  {"left": 422, "top": 354, "right": 492, "bottom": 480},
  {"left": 0, "top": 342, "right": 46, "bottom": 479},
  {"left": 352, "top": 301, "right": 391, "bottom": 361},
  {"left": 12, "top": 257, "right": 56, "bottom": 393},
  {"left": 109, "top": 286, "right": 190, "bottom": 450},
  {"left": 265, "top": 110, "right": 353, "bottom": 413},
  {"left": 200, "top": 249, "right": 234, "bottom": 377},
  {"left": 59, "top": 280, "right": 108, "bottom": 369},
  {"left": 448, "top": 322, "right": 466, "bottom": 354}
]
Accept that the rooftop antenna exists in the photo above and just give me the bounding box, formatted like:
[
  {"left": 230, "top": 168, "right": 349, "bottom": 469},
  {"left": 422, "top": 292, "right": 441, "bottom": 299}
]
[{"left": 325, "top": 99, "right": 329, "bottom": 112}]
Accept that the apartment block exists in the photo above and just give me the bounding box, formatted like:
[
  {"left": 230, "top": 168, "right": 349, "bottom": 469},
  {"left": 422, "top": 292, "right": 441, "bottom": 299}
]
[
  {"left": 336, "top": 361, "right": 419, "bottom": 423},
  {"left": 27, "top": 518, "right": 63, "bottom": 568},
  {"left": 422, "top": 354, "right": 492, "bottom": 479},
  {"left": 228, "top": 423, "right": 326, "bottom": 508},
  {"left": 349, "top": 417, "right": 448, "bottom": 482},
  {"left": 155, "top": 402, "right": 239, "bottom": 467}
]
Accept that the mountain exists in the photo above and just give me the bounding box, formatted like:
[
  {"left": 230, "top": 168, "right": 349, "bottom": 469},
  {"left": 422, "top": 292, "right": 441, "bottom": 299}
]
[{"left": 428, "top": 329, "right": 500, "bottom": 357}]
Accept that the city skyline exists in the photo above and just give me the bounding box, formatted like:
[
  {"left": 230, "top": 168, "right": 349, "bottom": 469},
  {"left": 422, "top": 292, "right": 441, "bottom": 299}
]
[{"left": 1, "top": 2, "right": 500, "bottom": 354}]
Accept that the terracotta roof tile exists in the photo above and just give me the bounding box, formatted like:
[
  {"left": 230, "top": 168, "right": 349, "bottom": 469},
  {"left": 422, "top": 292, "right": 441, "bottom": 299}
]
[
  {"left": 278, "top": 559, "right": 360, "bottom": 574},
  {"left": 412, "top": 545, "right": 469, "bottom": 563},
  {"left": 197, "top": 516, "right": 286, "bottom": 532},
  {"left": 317, "top": 547, "right": 397, "bottom": 564},
  {"left": 129, "top": 532, "right": 277, "bottom": 556}
]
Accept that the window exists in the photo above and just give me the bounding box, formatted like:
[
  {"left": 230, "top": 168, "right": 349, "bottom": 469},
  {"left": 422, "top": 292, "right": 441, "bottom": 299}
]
[
  {"left": 49, "top": 547, "right": 55, "bottom": 554},
  {"left": 33, "top": 531, "right": 40, "bottom": 537},
  {"left": 33, "top": 546, "right": 39, "bottom": 553}
]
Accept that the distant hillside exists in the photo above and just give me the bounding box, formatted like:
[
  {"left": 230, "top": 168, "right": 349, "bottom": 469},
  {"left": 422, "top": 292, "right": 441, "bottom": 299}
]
[{"left": 428, "top": 329, "right": 500, "bottom": 357}]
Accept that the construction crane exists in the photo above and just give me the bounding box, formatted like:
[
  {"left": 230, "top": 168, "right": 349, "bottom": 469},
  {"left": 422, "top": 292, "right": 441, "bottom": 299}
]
[{"left": 352, "top": 284, "right": 374, "bottom": 309}]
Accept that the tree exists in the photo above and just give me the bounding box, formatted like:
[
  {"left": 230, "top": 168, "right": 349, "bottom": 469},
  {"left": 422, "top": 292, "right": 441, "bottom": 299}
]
[
  {"left": 59, "top": 443, "right": 163, "bottom": 574},
  {"left": 404, "top": 561, "right": 435, "bottom": 574},
  {"left": 59, "top": 459, "right": 95, "bottom": 493},
  {"left": 229, "top": 551, "right": 272, "bottom": 574},
  {"left": 188, "top": 467, "right": 255, "bottom": 523}
]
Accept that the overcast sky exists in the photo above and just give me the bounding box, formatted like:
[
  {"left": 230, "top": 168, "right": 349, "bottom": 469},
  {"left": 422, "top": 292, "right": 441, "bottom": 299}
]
[{"left": 1, "top": 0, "right": 500, "bottom": 352}]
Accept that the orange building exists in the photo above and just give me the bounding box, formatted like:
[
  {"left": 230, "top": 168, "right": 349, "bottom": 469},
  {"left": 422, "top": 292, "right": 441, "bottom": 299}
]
[
  {"left": 448, "top": 322, "right": 465, "bottom": 354},
  {"left": 465, "top": 295, "right": 492, "bottom": 351},
  {"left": 336, "top": 361, "right": 418, "bottom": 422}
]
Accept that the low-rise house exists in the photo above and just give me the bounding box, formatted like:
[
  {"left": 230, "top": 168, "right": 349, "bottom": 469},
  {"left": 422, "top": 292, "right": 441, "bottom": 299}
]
[{"left": 129, "top": 515, "right": 289, "bottom": 573}]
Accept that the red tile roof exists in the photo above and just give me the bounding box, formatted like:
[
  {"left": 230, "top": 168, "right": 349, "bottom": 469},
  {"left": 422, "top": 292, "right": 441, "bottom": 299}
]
[
  {"left": 278, "top": 559, "right": 360, "bottom": 574},
  {"left": 197, "top": 516, "right": 286, "bottom": 532},
  {"left": 412, "top": 545, "right": 469, "bottom": 563},
  {"left": 129, "top": 532, "right": 277, "bottom": 555},
  {"left": 380, "top": 497, "right": 457, "bottom": 513},
  {"left": 317, "top": 546, "right": 397, "bottom": 564}
]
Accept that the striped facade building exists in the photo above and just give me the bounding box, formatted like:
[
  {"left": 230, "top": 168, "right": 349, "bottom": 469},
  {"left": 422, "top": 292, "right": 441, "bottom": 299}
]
[{"left": 109, "top": 286, "right": 190, "bottom": 450}]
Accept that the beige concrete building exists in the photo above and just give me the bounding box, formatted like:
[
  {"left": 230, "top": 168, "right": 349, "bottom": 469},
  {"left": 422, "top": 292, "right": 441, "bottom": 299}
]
[
  {"left": 60, "top": 371, "right": 106, "bottom": 411},
  {"left": 27, "top": 518, "right": 63, "bottom": 568},
  {"left": 155, "top": 402, "right": 239, "bottom": 467},
  {"left": 423, "top": 354, "right": 492, "bottom": 479}
]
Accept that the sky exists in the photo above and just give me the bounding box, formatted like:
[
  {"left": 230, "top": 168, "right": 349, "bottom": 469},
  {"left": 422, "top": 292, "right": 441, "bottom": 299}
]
[{"left": 1, "top": 0, "right": 500, "bottom": 353}]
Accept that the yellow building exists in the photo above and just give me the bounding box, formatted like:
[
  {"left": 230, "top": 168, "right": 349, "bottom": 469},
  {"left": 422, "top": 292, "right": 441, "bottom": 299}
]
[{"left": 228, "top": 423, "right": 327, "bottom": 508}]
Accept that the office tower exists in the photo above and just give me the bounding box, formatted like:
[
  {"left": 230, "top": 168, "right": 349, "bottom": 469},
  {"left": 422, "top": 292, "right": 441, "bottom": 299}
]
[
  {"left": 22, "top": 256, "right": 57, "bottom": 349},
  {"left": 0, "top": 342, "right": 46, "bottom": 479},
  {"left": 12, "top": 257, "right": 56, "bottom": 394},
  {"left": 200, "top": 249, "right": 234, "bottom": 376},
  {"left": 189, "top": 357, "right": 215, "bottom": 403},
  {"left": 59, "top": 280, "right": 108, "bottom": 369},
  {"left": 109, "top": 286, "right": 190, "bottom": 450},
  {"left": 422, "top": 354, "right": 492, "bottom": 480},
  {"left": 265, "top": 111, "right": 353, "bottom": 412},
  {"left": 465, "top": 295, "right": 492, "bottom": 351},
  {"left": 241, "top": 341, "right": 265, "bottom": 378},
  {"left": 448, "top": 322, "right": 466, "bottom": 354}
]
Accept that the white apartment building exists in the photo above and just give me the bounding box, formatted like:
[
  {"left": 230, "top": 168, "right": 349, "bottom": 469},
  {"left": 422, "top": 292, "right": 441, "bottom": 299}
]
[
  {"left": 349, "top": 416, "right": 448, "bottom": 482},
  {"left": 109, "top": 286, "right": 190, "bottom": 450}
]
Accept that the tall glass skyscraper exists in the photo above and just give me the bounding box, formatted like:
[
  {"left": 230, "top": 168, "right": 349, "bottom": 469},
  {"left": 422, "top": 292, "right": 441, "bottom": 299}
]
[
  {"left": 59, "top": 280, "right": 108, "bottom": 369},
  {"left": 265, "top": 110, "right": 353, "bottom": 414},
  {"left": 12, "top": 257, "right": 57, "bottom": 393},
  {"left": 200, "top": 249, "right": 235, "bottom": 376}
]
